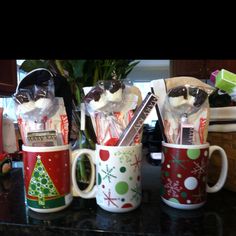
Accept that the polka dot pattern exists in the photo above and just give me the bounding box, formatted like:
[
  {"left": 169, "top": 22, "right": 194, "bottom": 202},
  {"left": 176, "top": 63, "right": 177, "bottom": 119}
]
[
  {"left": 115, "top": 181, "right": 129, "bottom": 195},
  {"left": 187, "top": 149, "right": 200, "bottom": 160},
  {"left": 184, "top": 177, "right": 198, "bottom": 190},
  {"left": 161, "top": 146, "right": 209, "bottom": 207}
]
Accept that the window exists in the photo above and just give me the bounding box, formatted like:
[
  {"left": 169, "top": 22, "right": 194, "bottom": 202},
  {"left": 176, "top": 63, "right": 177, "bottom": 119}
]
[
  {"left": 128, "top": 60, "right": 170, "bottom": 126},
  {"left": 0, "top": 60, "right": 26, "bottom": 121}
]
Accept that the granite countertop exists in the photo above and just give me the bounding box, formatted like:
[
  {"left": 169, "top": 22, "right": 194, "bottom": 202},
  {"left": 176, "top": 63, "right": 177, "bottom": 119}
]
[{"left": 0, "top": 157, "right": 236, "bottom": 236}]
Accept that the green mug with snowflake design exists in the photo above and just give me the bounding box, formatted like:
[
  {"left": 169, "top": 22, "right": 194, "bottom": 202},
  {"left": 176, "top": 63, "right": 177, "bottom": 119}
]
[
  {"left": 22, "top": 144, "right": 95, "bottom": 213},
  {"left": 71, "top": 144, "right": 142, "bottom": 213}
]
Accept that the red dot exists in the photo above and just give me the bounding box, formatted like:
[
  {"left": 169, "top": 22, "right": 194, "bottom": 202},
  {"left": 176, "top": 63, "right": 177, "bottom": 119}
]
[
  {"left": 99, "top": 150, "right": 110, "bottom": 161},
  {"left": 102, "top": 185, "right": 105, "bottom": 188},
  {"left": 122, "top": 203, "right": 133, "bottom": 208}
]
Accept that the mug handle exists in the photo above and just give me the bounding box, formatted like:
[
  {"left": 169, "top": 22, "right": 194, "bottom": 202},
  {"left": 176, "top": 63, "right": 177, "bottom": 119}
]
[
  {"left": 207, "top": 146, "right": 228, "bottom": 193},
  {"left": 71, "top": 149, "right": 97, "bottom": 198}
]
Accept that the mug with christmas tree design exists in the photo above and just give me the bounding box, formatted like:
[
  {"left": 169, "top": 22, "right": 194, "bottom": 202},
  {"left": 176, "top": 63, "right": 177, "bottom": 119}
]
[
  {"left": 160, "top": 142, "right": 228, "bottom": 210},
  {"left": 71, "top": 144, "right": 143, "bottom": 213},
  {"left": 22, "top": 145, "right": 95, "bottom": 213}
]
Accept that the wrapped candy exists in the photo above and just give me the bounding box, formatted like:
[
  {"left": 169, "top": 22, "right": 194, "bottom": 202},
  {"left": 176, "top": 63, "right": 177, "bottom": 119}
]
[
  {"left": 84, "top": 80, "right": 142, "bottom": 146},
  {"left": 13, "top": 69, "right": 68, "bottom": 146},
  {"left": 163, "top": 85, "right": 210, "bottom": 145}
]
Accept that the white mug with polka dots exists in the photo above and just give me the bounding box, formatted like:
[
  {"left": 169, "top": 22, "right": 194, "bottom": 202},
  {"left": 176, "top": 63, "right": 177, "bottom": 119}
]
[
  {"left": 160, "top": 142, "right": 228, "bottom": 210},
  {"left": 71, "top": 144, "right": 143, "bottom": 213}
]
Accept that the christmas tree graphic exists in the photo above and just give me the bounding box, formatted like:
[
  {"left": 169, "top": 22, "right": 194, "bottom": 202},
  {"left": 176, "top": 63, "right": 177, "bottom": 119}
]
[{"left": 28, "top": 155, "right": 59, "bottom": 206}]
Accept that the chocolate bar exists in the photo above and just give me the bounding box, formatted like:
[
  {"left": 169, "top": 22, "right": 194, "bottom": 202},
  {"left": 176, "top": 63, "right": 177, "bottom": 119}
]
[
  {"left": 180, "top": 123, "right": 194, "bottom": 145},
  {"left": 26, "top": 130, "right": 58, "bottom": 147},
  {"left": 116, "top": 92, "right": 158, "bottom": 146}
]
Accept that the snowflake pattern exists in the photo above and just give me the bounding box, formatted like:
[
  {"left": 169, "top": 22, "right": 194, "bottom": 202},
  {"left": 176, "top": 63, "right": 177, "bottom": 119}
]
[
  {"left": 130, "top": 155, "right": 142, "bottom": 172},
  {"left": 192, "top": 186, "right": 205, "bottom": 203},
  {"left": 164, "top": 178, "right": 182, "bottom": 198},
  {"left": 169, "top": 149, "right": 189, "bottom": 169},
  {"left": 130, "top": 184, "right": 141, "bottom": 202},
  {"left": 102, "top": 165, "right": 117, "bottom": 183},
  {"left": 191, "top": 158, "right": 207, "bottom": 178},
  {"left": 103, "top": 189, "right": 119, "bottom": 207},
  {"left": 114, "top": 150, "right": 133, "bottom": 164}
]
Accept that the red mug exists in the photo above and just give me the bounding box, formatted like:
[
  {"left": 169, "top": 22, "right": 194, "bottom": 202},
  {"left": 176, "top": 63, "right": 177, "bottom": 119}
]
[
  {"left": 160, "top": 142, "right": 228, "bottom": 210},
  {"left": 22, "top": 145, "right": 95, "bottom": 213}
]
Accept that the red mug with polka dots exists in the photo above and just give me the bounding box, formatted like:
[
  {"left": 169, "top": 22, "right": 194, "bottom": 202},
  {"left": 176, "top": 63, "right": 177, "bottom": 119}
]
[
  {"left": 160, "top": 142, "right": 228, "bottom": 210},
  {"left": 71, "top": 144, "right": 142, "bottom": 213},
  {"left": 22, "top": 145, "right": 95, "bottom": 213}
]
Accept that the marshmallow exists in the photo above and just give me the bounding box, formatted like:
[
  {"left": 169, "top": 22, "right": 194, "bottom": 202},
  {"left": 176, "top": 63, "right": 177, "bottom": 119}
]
[
  {"left": 89, "top": 92, "right": 107, "bottom": 111},
  {"left": 106, "top": 89, "right": 123, "bottom": 102},
  {"left": 17, "top": 101, "right": 36, "bottom": 114},
  {"left": 35, "top": 98, "right": 53, "bottom": 109}
]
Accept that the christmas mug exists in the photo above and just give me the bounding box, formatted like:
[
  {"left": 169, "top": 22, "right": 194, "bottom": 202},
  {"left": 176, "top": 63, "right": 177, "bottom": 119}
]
[
  {"left": 160, "top": 142, "right": 228, "bottom": 210},
  {"left": 71, "top": 144, "right": 143, "bottom": 213},
  {"left": 22, "top": 145, "right": 95, "bottom": 213}
]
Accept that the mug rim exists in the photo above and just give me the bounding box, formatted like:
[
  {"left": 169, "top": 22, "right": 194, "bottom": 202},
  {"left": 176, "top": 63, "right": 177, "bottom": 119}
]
[
  {"left": 162, "top": 141, "right": 209, "bottom": 149},
  {"left": 96, "top": 143, "right": 142, "bottom": 150},
  {"left": 22, "top": 144, "right": 70, "bottom": 152}
]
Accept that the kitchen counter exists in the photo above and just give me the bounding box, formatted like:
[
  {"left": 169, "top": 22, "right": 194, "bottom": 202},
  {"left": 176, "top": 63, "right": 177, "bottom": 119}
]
[{"left": 0, "top": 158, "right": 236, "bottom": 236}]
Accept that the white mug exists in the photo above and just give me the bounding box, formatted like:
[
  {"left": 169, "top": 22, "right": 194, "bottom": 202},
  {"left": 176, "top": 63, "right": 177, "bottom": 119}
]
[{"left": 71, "top": 144, "right": 143, "bottom": 213}]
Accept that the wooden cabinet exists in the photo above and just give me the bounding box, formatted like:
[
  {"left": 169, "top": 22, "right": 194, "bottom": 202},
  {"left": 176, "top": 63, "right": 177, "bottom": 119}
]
[
  {"left": 170, "top": 60, "right": 206, "bottom": 80},
  {"left": 0, "top": 60, "right": 17, "bottom": 96},
  {"left": 170, "top": 60, "right": 236, "bottom": 81}
]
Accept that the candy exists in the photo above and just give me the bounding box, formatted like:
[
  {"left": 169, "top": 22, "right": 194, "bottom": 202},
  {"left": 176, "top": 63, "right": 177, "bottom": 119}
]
[
  {"left": 35, "top": 98, "right": 53, "bottom": 109},
  {"left": 104, "top": 80, "right": 125, "bottom": 102},
  {"left": 17, "top": 101, "right": 36, "bottom": 114},
  {"left": 168, "top": 86, "right": 208, "bottom": 109},
  {"left": 84, "top": 86, "right": 108, "bottom": 111},
  {"left": 14, "top": 89, "right": 32, "bottom": 104},
  {"left": 188, "top": 87, "right": 208, "bottom": 107}
]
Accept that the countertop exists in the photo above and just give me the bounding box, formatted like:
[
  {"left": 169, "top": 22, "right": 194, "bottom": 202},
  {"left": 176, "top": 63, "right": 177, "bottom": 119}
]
[{"left": 0, "top": 157, "right": 236, "bottom": 236}]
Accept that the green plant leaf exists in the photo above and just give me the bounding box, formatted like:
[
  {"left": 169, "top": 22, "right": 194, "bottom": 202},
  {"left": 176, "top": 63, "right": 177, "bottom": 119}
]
[{"left": 69, "top": 60, "right": 86, "bottom": 79}]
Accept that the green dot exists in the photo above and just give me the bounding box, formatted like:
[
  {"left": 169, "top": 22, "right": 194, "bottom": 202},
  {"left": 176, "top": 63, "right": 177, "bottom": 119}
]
[
  {"left": 98, "top": 173, "right": 102, "bottom": 185},
  {"left": 129, "top": 176, "right": 133, "bottom": 180},
  {"left": 41, "top": 178, "right": 47, "bottom": 184},
  {"left": 181, "top": 192, "right": 187, "bottom": 198},
  {"left": 31, "top": 184, "right": 36, "bottom": 190},
  {"left": 187, "top": 149, "right": 200, "bottom": 160},
  {"left": 163, "top": 147, "right": 167, "bottom": 153},
  {"left": 37, "top": 183, "right": 40, "bottom": 186},
  {"left": 120, "top": 167, "right": 126, "bottom": 173},
  {"left": 115, "top": 181, "right": 129, "bottom": 195},
  {"left": 169, "top": 198, "right": 179, "bottom": 203},
  {"left": 49, "top": 185, "right": 53, "bottom": 188},
  {"left": 34, "top": 172, "right": 39, "bottom": 178},
  {"left": 165, "top": 172, "right": 169, "bottom": 177},
  {"left": 43, "top": 189, "right": 49, "bottom": 194},
  {"left": 38, "top": 167, "right": 42, "bottom": 171}
]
